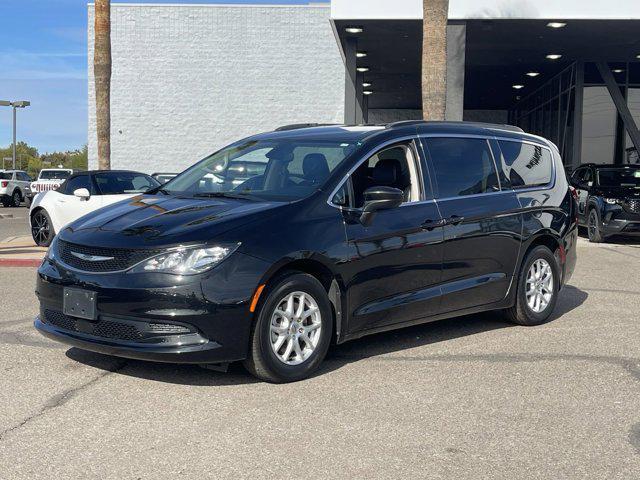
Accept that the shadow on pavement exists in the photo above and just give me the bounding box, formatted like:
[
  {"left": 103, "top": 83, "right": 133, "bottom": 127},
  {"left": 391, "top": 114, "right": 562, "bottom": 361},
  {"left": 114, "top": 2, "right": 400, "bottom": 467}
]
[{"left": 65, "top": 285, "right": 588, "bottom": 386}]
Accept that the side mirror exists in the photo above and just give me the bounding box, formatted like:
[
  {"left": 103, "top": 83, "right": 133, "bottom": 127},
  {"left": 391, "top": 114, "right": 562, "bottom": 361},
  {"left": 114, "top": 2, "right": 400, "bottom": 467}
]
[
  {"left": 360, "top": 186, "right": 404, "bottom": 226},
  {"left": 73, "top": 188, "right": 91, "bottom": 199}
]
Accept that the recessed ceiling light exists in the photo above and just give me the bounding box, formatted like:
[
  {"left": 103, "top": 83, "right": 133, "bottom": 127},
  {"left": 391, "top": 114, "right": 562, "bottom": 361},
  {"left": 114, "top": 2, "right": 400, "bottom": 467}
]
[
  {"left": 613, "top": 68, "right": 625, "bottom": 73},
  {"left": 345, "top": 27, "right": 363, "bottom": 34},
  {"left": 357, "top": 67, "right": 369, "bottom": 73},
  {"left": 547, "top": 22, "right": 567, "bottom": 29},
  {"left": 363, "top": 91, "right": 373, "bottom": 96},
  {"left": 362, "top": 82, "right": 372, "bottom": 88},
  {"left": 526, "top": 72, "right": 540, "bottom": 77},
  {"left": 546, "top": 54, "right": 562, "bottom": 60},
  {"left": 512, "top": 85, "right": 525, "bottom": 90},
  {"left": 356, "top": 52, "right": 367, "bottom": 58}
]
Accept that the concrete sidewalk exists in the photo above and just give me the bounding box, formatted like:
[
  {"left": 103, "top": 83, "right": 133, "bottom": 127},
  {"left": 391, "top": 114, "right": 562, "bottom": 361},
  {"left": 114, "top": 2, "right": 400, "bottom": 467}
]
[{"left": 0, "top": 235, "right": 46, "bottom": 267}]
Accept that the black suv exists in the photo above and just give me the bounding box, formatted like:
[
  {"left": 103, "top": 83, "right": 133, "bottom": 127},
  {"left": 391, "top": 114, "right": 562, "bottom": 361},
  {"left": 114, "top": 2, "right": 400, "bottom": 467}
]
[
  {"left": 35, "top": 122, "right": 578, "bottom": 382},
  {"left": 570, "top": 164, "right": 640, "bottom": 242}
]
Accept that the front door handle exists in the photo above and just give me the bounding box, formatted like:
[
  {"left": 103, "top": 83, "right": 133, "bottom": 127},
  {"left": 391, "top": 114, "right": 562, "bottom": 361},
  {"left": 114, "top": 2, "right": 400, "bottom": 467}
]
[
  {"left": 421, "top": 218, "right": 445, "bottom": 231},
  {"left": 445, "top": 215, "right": 464, "bottom": 226}
]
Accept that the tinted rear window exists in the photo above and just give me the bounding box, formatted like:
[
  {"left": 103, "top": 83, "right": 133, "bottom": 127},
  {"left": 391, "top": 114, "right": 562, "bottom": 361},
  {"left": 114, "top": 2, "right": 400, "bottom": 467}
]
[
  {"left": 0, "top": 173, "right": 11, "bottom": 180},
  {"left": 498, "top": 141, "right": 553, "bottom": 188}
]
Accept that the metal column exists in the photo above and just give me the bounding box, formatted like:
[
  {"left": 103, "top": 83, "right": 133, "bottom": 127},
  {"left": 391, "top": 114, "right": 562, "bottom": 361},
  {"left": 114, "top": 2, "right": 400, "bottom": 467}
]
[
  {"left": 596, "top": 61, "right": 640, "bottom": 163},
  {"left": 344, "top": 37, "right": 357, "bottom": 125}
]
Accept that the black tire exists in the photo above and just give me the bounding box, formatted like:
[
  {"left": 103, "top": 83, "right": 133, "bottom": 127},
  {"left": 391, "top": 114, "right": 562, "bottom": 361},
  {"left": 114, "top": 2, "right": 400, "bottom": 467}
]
[
  {"left": 11, "top": 190, "right": 21, "bottom": 207},
  {"left": 1, "top": 197, "right": 9, "bottom": 208},
  {"left": 31, "top": 209, "right": 55, "bottom": 247},
  {"left": 505, "top": 245, "right": 560, "bottom": 326},
  {"left": 25, "top": 196, "right": 32, "bottom": 208},
  {"left": 587, "top": 209, "right": 604, "bottom": 243},
  {"left": 243, "top": 273, "right": 333, "bottom": 383}
]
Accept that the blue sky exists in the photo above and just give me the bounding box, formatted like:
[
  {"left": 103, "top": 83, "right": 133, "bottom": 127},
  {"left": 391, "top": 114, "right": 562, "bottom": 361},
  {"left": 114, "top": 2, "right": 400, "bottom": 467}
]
[{"left": 0, "top": 0, "right": 328, "bottom": 154}]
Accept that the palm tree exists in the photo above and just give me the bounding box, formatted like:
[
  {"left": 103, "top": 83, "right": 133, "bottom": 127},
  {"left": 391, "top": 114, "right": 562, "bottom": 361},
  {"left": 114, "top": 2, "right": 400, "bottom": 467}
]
[
  {"left": 94, "top": 0, "right": 111, "bottom": 169},
  {"left": 422, "top": 0, "right": 449, "bottom": 121}
]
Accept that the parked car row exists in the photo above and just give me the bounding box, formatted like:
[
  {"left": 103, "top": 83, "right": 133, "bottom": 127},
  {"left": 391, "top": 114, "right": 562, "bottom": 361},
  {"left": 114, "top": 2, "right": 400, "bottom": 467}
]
[
  {"left": 32, "top": 121, "right": 581, "bottom": 383},
  {"left": 0, "top": 169, "right": 32, "bottom": 207}
]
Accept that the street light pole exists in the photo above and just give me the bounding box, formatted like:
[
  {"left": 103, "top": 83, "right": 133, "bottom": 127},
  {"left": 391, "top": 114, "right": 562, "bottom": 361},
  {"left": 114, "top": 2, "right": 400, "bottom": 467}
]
[
  {"left": 12, "top": 105, "right": 16, "bottom": 169},
  {"left": 0, "top": 100, "right": 30, "bottom": 170}
]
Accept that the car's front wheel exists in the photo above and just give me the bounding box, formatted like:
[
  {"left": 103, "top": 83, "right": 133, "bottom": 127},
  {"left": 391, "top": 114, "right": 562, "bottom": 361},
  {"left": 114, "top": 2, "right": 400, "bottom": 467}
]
[
  {"left": 587, "top": 209, "right": 604, "bottom": 243},
  {"left": 243, "top": 273, "right": 333, "bottom": 383},
  {"left": 505, "top": 245, "right": 559, "bottom": 326},
  {"left": 31, "top": 209, "right": 55, "bottom": 247}
]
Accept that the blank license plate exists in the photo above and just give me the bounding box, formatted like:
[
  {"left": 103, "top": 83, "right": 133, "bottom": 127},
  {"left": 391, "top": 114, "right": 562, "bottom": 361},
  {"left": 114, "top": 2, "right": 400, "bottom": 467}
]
[{"left": 63, "top": 288, "right": 97, "bottom": 320}]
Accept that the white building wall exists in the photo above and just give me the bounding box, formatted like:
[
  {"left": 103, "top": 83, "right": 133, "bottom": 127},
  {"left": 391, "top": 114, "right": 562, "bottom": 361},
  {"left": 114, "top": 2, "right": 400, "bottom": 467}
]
[{"left": 88, "top": 4, "right": 345, "bottom": 173}]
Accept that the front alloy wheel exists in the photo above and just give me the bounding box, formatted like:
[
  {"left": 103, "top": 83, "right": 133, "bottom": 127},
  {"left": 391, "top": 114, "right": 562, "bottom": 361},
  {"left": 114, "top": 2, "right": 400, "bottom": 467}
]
[
  {"left": 31, "top": 210, "right": 54, "bottom": 247},
  {"left": 587, "top": 209, "right": 604, "bottom": 243},
  {"left": 244, "top": 273, "right": 333, "bottom": 383},
  {"left": 270, "top": 291, "right": 322, "bottom": 365}
]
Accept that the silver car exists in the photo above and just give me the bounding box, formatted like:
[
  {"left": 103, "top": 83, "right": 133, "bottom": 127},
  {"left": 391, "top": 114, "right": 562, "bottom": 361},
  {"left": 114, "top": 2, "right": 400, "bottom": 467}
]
[{"left": 0, "top": 170, "right": 32, "bottom": 207}]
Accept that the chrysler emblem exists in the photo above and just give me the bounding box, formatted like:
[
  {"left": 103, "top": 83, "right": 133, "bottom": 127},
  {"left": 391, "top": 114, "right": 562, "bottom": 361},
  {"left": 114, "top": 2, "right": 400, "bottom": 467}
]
[{"left": 70, "top": 251, "right": 114, "bottom": 262}]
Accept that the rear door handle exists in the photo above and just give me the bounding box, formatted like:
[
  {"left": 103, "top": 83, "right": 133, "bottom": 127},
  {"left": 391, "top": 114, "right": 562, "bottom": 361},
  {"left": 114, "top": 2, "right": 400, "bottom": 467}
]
[
  {"left": 445, "top": 215, "right": 464, "bottom": 226},
  {"left": 421, "top": 218, "right": 445, "bottom": 231}
]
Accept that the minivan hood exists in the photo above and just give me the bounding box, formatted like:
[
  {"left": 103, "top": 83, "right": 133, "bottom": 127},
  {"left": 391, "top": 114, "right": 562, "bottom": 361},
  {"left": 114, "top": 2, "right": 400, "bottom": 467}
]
[{"left": 61, "top": 194, "right": 282, "bottom": 248}]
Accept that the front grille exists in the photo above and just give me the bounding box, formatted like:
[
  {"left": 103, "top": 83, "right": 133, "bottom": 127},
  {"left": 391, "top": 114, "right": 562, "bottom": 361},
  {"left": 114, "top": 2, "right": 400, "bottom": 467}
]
[
  {"left": 58, "top": 240, "right": 162, "bottom": 272},
  {"left": 624, "top": 199, "right": 640, "bottom": 214},
  {"left": 43, "top": 309, "right": 191, "bottom": 342}
]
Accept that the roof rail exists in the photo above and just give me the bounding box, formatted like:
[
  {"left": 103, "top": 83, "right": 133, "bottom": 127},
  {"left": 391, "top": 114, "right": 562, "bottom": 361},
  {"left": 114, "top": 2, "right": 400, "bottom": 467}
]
[
  {"left": 385, "top": 120, "right": 525, "bottom": 133},
  {"left": 275, "top": 123, "right": 339, "bottom": 132}
]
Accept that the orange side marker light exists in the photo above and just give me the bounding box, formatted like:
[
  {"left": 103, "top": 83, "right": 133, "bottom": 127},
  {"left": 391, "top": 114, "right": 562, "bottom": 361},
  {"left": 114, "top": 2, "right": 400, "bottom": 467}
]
[{"left": 250, "top": 284, "right": 266, "bottom": 313}]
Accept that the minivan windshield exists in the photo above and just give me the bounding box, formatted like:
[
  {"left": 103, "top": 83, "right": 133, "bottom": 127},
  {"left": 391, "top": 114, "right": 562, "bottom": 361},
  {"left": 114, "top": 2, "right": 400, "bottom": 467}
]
[
  {"left": 597, "top": 168, "right": 640, "bottom": 188},
  {"left": 162, "top": 139, "right": 356, "bottom": 201}
]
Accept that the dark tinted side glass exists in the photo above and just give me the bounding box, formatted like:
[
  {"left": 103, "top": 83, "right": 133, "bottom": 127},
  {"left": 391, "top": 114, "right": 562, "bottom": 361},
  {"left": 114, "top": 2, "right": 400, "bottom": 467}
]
[
  {"left": 94, "top": 172, "right": 159, "bottom": 195},
  {"left": 423, "top": 137, "right": 499, "bottom": 198},
  {"left": 498, "top": 140, "right": 553, "bottom": 188},
  {"left": 63, "top": 175, "right": 93, "bottom": 195}
]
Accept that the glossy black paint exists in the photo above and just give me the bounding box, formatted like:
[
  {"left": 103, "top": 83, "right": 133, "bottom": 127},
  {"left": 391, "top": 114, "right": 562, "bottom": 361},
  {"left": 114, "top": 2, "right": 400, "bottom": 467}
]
[
  {"left": 570, "top": 164, "right": 640, "bottom": 238},
  {"left": 35, "top": 122, "right": 578, "bottom": 365}
]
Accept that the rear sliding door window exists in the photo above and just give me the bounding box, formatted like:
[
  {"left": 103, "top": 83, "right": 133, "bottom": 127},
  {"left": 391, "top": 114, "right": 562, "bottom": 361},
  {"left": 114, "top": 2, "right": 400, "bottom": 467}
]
[
  {"left": 423, "top": 137, "right": 500, "bottom": 198},
  {"left": 498, "top": 141, "right": 553, "bottom": 188}
]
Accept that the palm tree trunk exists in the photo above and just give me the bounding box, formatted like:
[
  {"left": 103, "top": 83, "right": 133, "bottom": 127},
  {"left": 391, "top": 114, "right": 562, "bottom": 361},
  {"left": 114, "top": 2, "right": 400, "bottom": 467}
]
[
  {"left": 94, "top": 0, "right": 111, "bottom": 169},
  {"left": 422, "top": 0, "right": 449, "bottom": 121}
]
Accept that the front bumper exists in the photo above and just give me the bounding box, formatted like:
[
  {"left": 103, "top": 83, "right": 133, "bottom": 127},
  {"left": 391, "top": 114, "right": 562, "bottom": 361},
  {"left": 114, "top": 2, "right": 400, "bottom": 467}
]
[{"left": 34, "top": 252, "right": 271, "bottom": 364}]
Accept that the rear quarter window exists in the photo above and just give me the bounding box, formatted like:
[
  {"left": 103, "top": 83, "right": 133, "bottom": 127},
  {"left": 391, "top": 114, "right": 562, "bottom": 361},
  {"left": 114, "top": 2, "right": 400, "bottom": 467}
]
[{"left": 498, "top": 141, "right": 553, "bottom": 188}]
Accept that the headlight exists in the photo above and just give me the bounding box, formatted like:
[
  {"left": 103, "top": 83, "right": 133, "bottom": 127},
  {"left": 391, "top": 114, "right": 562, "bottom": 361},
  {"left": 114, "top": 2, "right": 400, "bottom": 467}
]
[
  {"left": 604, "top": 198, "right": 622, "bottom": 205},
  {"left": 128, "top": 244, "right": 239, "bottom": 275}
]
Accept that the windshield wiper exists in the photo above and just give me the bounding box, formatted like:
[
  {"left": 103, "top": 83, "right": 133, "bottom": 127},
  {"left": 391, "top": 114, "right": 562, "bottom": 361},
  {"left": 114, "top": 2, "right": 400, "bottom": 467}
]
[
  {"left": 146, "top": 185, "right": 171, "bottom": 195},
  {"left": 192, "top": 192, "right": 257, "bottom": 201}
]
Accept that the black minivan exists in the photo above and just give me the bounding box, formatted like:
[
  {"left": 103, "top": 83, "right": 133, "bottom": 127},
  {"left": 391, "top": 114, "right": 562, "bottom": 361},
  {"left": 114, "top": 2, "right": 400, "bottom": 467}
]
[{"left": 35, "top": 121, "right": 578, "bottom": 382}]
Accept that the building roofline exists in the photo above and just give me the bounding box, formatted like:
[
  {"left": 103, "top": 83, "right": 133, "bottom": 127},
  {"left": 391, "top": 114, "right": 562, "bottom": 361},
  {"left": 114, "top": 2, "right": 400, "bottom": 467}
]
[{"left": 88, "top": 2, "right": 330, "bottom": 8}]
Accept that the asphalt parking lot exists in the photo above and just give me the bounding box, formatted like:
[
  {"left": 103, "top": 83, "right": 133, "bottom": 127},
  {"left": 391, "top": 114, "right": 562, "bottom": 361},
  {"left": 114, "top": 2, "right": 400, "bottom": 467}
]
[
  {"left": 0, "top": 226, "right": 639, "bottom": 478},
  {"left": 0, "top": 207, "right": 30, "bottom": 242}
]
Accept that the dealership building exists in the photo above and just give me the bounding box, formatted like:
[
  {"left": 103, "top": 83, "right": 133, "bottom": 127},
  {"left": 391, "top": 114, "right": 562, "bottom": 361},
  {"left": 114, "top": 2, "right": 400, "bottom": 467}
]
[{"left": 88, "top": 0, "right": 640, "bottom": 172}]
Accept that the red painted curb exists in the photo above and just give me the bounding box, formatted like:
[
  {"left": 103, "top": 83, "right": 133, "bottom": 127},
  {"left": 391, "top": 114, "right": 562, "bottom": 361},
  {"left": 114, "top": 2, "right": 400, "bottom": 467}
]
[{"left": 0, "top": 258, "right": 42, "bottom": 268}]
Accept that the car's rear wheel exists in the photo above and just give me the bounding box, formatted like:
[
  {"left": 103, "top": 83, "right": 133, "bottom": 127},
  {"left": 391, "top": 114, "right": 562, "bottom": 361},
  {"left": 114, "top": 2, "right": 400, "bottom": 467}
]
[
  {"left": 11, "top": 190, "right": 21, "bottom": 207},
  {"left": 243, "top": 273, "right": 333, "bottom": 383},
  {"left": 31, "top": 209, "right": 55, "bottom": 247},
  {"left": 587, "top": 209, "right": 604, "bottom": 243},
  {"left": 505, "top": 245, "right": 559, "bottom": 326}
]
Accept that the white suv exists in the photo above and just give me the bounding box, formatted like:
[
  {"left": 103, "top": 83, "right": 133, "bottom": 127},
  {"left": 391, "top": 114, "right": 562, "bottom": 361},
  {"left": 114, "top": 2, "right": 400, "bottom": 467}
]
[{"left": 0, "top": 170, "right": 32, "bottom": 207}]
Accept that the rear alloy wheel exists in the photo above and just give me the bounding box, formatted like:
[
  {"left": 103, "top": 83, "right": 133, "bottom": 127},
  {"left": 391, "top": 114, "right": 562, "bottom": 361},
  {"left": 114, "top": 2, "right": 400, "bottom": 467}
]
[
  {"left": 244, "top": 273, "right": 333, "bottom": 383},
  {"left": 31, "top": 209, "right": 55, "bottom": 247},
  {"left": 587, "top": 209, "right": 604, "bottom": 243},
  {"left": 505, "top": 245, "right": 559, "bottom": 326},
  {"left": 11, "top": 190, "right": 21, "bottom": 207}
]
